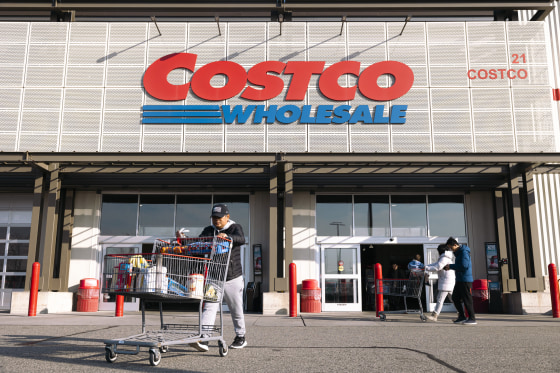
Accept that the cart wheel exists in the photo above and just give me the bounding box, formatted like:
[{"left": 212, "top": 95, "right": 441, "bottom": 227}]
[
  {"left": 379, "top": 314, "right": 386, "bottom": 321},
  {"left": 420, "top": 315, "right": 427, "bottom": 322},
  {"left": 159, "top": 346, "right": 169, "bottom": 353},
  {"left": 218, "top": 341, "right": 228, "bottom": 357},
  {"left": 105, "top": 347, "right": 117, "bottom": 363},
  {"left": 149, "top": 349, "right": 161, "bottom": 366}
]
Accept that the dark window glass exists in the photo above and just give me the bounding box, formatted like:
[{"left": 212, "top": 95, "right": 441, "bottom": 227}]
[
  {"left": 100, "top": 195, "right": 138, "bottom": 236},
  {"left": 213, "top": 195, "right": 250, "bottom": 234},
  {"left": 0, "top": 226, "right": 6, "bottom": 239},
  {"left": 428, "top": 195, "right": 465, "bottom": 237},
  {"left": 316, "top": 195, "right": 352, "bottom": 236},
  {"left": 176, "top": 195, "right": 212, "bottom": 237},
  {"left": 6, "top": 259, "right": 27, "bottom": 271},
  {"left": 8, "top": 243, "right": 28, "bottom": 256},
  {"left": 391, "top": 195, "right": 427, "bottom": 236},
  {"left": 10, "top": 227, "right": 30, "bottom": 240},
  {"left": 324, "top": 279, "right": 356, "bottom": 303},
  {"left": 354, "top": 196, "right": 390, "bottom": 236},
  {"left": 0, "top": 259, "right": 3, "bottom": 270},
  {"left": 5, "top": 276, "right": 26, "bottom": 289},
  {"left": 138, "top": 195, "right": 175, "bottom": 236}
]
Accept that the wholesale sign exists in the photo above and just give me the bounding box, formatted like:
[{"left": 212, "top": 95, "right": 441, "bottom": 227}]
[{"left": 142, "top": 53, "right": 413, "bottom": 125}]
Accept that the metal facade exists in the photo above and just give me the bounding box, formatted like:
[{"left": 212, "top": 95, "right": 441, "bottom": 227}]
[{"left": 0, "top": 21, "right": 558, "bottom": 153}]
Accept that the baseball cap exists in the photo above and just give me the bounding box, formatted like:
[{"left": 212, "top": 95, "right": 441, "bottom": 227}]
[{"left": 211, "top": 203, "right": 229, "bottom": 217}]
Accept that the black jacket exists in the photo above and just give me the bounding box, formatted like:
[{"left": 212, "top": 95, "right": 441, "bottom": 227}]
[{"left": 200, "top": 221, "right": 245, "bottom": 281}]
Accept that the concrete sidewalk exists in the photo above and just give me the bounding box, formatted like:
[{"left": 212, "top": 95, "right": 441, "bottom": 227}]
[{"left": 1, "top": 311, "right": 559, "bottom": 372}]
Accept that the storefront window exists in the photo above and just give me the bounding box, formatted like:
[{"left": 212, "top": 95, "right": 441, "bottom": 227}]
[
  {"left": 316, "top": 195, "right": 352, "bottom": 236},
  {"left": 138, "top": 195, "right": 175, "bottom": 236},
  {"left": 354, "top": 196, "right": 390, "bottom": 236},
  {"left": 324, "top": 248, "right": 356, "bottom": 274},
  {"left": 428, "top": 195, "right": 465, "bottom": 237},
  {"left": 100, "top": 195, "right": 138, "bottom": 235},
  {"left": 214, "top": 195, "right": 250, "bottom": 233},
  {"left": 324, "top": 279, "right": 356, "bottom": 303},
  {"left": 390, "top": 195, "right": 427, "bottom": 236},
  {"left": 176, "top": 195, "right": 212, "bottom": 237}
]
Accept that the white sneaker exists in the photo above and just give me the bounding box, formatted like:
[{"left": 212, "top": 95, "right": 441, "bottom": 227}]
[{"left": 426, "top": 312, "right": 438, "bottom": 322}]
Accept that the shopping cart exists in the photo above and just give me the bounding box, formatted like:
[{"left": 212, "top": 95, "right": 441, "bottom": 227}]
[
  {"left": 102, "top": 236, "right": 232, "bottom": 366},
  {"left": 376, "top": 269, "right": 427, "bottom": 322}
]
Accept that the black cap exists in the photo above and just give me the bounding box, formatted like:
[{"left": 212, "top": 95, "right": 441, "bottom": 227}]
[{"left": 211, "top": 203, "right": 229, "bottom": 217}]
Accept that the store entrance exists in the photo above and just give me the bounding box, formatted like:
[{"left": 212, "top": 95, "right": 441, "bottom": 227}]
[{"left": 361, "top": 244, "right": 425, "bottom": 311}]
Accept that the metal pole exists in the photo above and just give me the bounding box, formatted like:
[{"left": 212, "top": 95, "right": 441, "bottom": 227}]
[
  {"left": 289, "top": 262, "right": 297, "bottom": 317},
  {"left": 375, "top": 263, "right": 384, "bottom": 317},
  {"left": 549, "top": 264, "right": 560, "bottom": 318},
  {"left": 28, "top": 262, "right": 40, "bottom": 316}
]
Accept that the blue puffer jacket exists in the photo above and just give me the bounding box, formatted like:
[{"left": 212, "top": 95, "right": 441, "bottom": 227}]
[{"left": 448, "top": 244, "right": 473, "bottom": 283}]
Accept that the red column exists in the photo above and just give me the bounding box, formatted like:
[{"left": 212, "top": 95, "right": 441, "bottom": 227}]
[
  {"left": 289, "top": 262, "right": 297, "bottom": 317},
  {"left": 375, "top": 263, "right": 383, "bottom": 317},
  {"left": 115, "top": 295, "right": 124, "bottom": 317},
  {"left": 28, "top": 262, "right": 40, "bottom": 317},
  {"left": 548, "top": 264, "right": 560, "bottom": 318}
]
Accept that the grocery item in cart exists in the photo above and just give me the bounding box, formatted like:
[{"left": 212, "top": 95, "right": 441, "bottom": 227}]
[{"left": 187, "top": 274, "right": 204, "bottom": 298}]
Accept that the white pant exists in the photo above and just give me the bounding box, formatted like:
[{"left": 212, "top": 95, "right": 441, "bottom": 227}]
[
  {"left": 201, "top": 275, "right": 246, "bottom": 337},
  {"left": 434, "top": 290, "right": 452, "bottom": 315}
]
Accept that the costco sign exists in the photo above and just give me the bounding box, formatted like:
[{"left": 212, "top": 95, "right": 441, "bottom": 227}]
[{"left": 142, "top": 53, "right": 414, "bottom": 125}]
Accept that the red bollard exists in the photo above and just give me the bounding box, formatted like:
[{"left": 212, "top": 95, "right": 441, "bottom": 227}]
[
  {"left": 115, "top": 294, "right": 124, "bottom": 317},
  {"left": 28, "top": 262, "right": 40, "bottom": 317},
  {"left": 548, "top": 264, "right": 560, "bottom": 318},
  {"left": 289, "top": 262, "right": 297, "bottom": 317},
  {"left": 375, "top": 263, "right": 384, "bottom": 317}
]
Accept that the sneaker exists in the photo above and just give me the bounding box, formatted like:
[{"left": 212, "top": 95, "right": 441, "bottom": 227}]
[
  {"left": 463, "top": 318, "right": 477, "bottom": 325},
  {"left": 229, "top": 335, "right": 247, "bottom": 349},
  {"left": 189, "top": 340, "right": 209, "bottom": 352},
  {"left": 427, "top": 312, "right": 438, "bottom": 322},
  {"left": 453, "top": 316, "right": 467, "bottom": 324}
]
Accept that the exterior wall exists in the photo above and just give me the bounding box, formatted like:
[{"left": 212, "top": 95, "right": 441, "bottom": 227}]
[
  {"left": 67, "top": 191, "right": 101, "bottom": 292},
  {"left": 466, "top": 191, "right": 498, "bottom": 281},
  {"left": 533, "top": 173, "right": 560, "bottom": 273},
  {"left": 292, "top": 191, "right": 318, "bottom": 287},
  {"left": 249, "top": 191, "right": 269, "bottom": 289},
  {"left": 0, "top": 21, "right": 557, "bottom": 153}
]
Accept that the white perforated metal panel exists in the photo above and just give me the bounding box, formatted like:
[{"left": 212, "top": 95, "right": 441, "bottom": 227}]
[
  {"left": 349, "top": 133, "right": 390, "bottom": 152},
  {"left": 225, "top": 120, "right": 266, "bottom": 134},
  {"left": 508, "top": 43, "right": 549, "bottom": 64},
  {"left": 226, "top": 133, "right": 265, "bottom": 152},
  {"left": 427, "top": 23, "right": 466, "bottom": 44},
  {"left": 387, "top": 44, "right": 427, "bottom": 65},
  {"left": 0, "top": 89, "right": 22, "bottom": 109},
  {"left": 69, "top": 23, "right": 108, "bottom": 43},
  {"left": 109, "top": 24, "right": 147, "bottom": 44},
  {"left": 101, "top": 134, "right": 141, "bottom": 152},
  {"left": 268, "top": 44, "right": 307, "bottom": 62},
  {"left": 0, "top": 23, "right": 29, "bottom": 44},
  {"left": 142, "top": 124, "right": 182, "bottom": 134},
  {"left": 106, "top": 44, "right": 146, "bottom": 65},
  {"left": 148, "top": 23, "right": 187, "bottom": 44},
  {"left": 308, "top": 23, "right": 346, "bottom": 45},
  {"left": 392, "top": 88, "right": 429, "bottom": 111},
  {"left": 514, "top": 110, "right": 554, "bottom": 132},
  {"left": 267, "top": 133, "right": 307, "bottom": 152},
  {"left": 430, "top": 89, "right": 470, "bottom": 110},
  {"left": 512, "top": 87, "right": 553, "bottom": 109},
  {"left": 19, "top": 133, "right": 58, "bottom": 151},
  {"left": 65, "top": 66, "right": 105, "bottom": 87},
  {"left": 187, "top": 45, "right": 226, "bottom": 65},
  {"left": 25, "top": 66, "right": 64, "bottom": 87},
  {"left": 387, "top": 23, "right": 426, "bottom": 43},
  {"left": 62, "top": 111, "right": 101, "bottom": 133},
  {"left": 473, "top": 111, "right": 514, "bottom": 132},
  {"left": 20, "top": 111, "right": 60, "bottom": 132},
  {"left": 64, "top": 89, "right": 104, "bottom": 110},
  {"left": 0, "top": 111, "right": 19, "bottom": 132},
  {"left": 0, "top": 132, "right": 17, "bottom": 151},
  {"left": 308, "top": 45, "right": 348, "bottom": 65},
  {"left": 23, "top": 89, "right": 62, "bottom": 109},
  {"left": 467, "top": 23, "right": 506, "bottom": 43},
  {"left": 391, "top": 111, "right": 430, "bottom": 133},
  {"left": 391, "top": 133, "right": 431, "bottom": 152},
  {"left": 347, "top": 45, "right": 387, "bottom": 64},
  {"left": 27, "top": 44, "right": 66, "bottom": 65},
  {"left": 432, "top": 111, "right": 472, "bottom": 133},
  {"left": 147, "top": 44, "right": 187, "bottom": 65},
  {"left": 188, "top": 23, "right": 227, "bottom": 44},
  {"left": 227, "top": 44, "right": 266, "bottom": 64},
  {"left": 67, "top": 44, "right": 107, "bottom": 65},
  {"left": 468, "top": 43, "right": 508, "bottom": 65},
  {"left": 104, "top": 88, "right": 144, "bottom": 110},
  {"left": 0, "top": 66, "right": 24, "bottom": 86},
  {"left": 432, "top": 134, "right": 474, "bottom": 152},
  {"left": 471, "top": 89, "right": 512, "bottom": 109},
  {"left": 517, "top": 132, "right": 556, "bottom": 152},
  {"left": 308, "top": 133, "right": 348, "bottom": 152},
  {"left": 29, "top": 23, "right": 67, "bottom": 43},
  {"left": 429, "top": 66, "right": 470, "bottom": 87},
  {"left": 228, "top": 23, "right": 267, "bottom": 43},
  {"left": 468, "top": 65, "right": 511, "bottom": 87},
  {"left": 142, "top": 134, "right": 182, "bottom": 152},
  {"left": 0, "top": 45, "right": 27, "bottom": 65},
  {"left": 347, "top": 23, "right": 387, "bottom": 44},
  {"left": 268, "top": 23, "right": 306, "bottom": 44},
  {"left": 103, "top": 111, "right": 142, "bottom": 133},
  {"left": 474, "top": 133, "right": 514, "bottom": 152},
  {"left": 429, "top": 44, "right": 468, "bottom": 65},
  {"left": 184, "top": 133, "right": 224, "bottom": 152},
  {"left": 60, "top": 134, "right": 100, "bottom": 152},
  {"left": 507, "top": 22, "right": 547, "bottom": 43},
  {"left": 106, "top": 66, "right": 145, "bottom": 87}
]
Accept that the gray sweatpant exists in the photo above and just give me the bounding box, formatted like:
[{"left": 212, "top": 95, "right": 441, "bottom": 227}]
[{"left": 201, "top": 275, "right": 246, "bottom": 337}]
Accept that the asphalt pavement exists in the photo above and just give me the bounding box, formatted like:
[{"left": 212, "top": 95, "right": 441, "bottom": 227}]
[{"left": 0, "top": 310, "right": 559, "bottom": 373}]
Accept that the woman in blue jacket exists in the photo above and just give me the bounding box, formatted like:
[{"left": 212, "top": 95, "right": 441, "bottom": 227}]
[{"left": 445, "top": 237, "right": 477, "bottom": 325}]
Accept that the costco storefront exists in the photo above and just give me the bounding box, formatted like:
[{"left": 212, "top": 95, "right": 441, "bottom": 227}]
[{"left": 1, "top": 15, "right": 559, "bottom": 314}]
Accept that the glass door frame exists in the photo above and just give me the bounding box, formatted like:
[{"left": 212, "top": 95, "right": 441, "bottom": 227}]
[
  {"left": 98, "top": 244, "right": 141, "bottom": 312},
  {"left": 320, "top": 244, "right": 362, "bottom": 312},
  {"left": 423, "top": 243, "right": 455, "bottom": 313}
]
